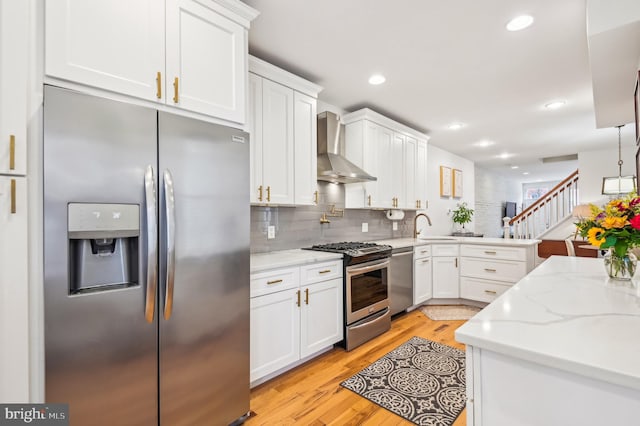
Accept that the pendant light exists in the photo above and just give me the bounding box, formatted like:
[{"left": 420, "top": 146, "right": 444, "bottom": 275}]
[{"left": 601, "top": 125, "right": 636, "bottom": 195}]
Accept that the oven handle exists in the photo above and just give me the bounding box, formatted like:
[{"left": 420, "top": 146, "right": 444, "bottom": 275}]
[
  {"left": 349, "top": 307, "right": 390, "bottom": 329},
  {"left": 346, "top": 259, "right": 390, "bottom": 275}
]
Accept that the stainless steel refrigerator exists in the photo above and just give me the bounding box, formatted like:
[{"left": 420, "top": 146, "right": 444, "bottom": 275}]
[{"left": 43, "top": 85, "right": 250, "bottom": 425}]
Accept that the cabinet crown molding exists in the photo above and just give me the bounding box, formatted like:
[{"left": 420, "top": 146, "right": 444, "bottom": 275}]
[
  {"left": 205, "top": 0, "right": 260, "bottom": 27},
  {"left": 249, "top": 55, "right": 323, "bottom": 98},
  {"left": 342, "top": 108, "right": 430, "bottom": 141}
]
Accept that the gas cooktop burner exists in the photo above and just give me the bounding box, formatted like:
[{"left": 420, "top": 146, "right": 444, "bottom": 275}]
[{"left": 304, "top": 241, "right": 392, "bottom": 259}]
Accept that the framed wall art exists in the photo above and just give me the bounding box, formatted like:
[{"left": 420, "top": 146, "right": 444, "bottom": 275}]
[
  {"left": 453, "top": 168, "right": 463, "bottom": 198},
  {"left": 440, "top": 166, "right": 452, "bottom": 197}
]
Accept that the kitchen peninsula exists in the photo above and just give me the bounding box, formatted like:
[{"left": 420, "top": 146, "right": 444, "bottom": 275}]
[{"left": 456, "top": 256, "right": 640, "bottom": 426}]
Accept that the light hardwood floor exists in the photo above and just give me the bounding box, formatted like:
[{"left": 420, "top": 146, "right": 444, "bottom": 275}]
[{"left": 247, "top": 310, "right": 467, "bottom": 425}]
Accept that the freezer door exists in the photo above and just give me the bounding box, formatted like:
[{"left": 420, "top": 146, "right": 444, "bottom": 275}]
[
  {"left": 158, "top": 112, "right": 250, "bottom": 425},
  {"left": 43, "top": 86, "right": 159, "bottom": 425}
]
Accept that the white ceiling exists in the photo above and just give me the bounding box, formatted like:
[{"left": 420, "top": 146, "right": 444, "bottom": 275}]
[{"left": 242, "top": 0, "right": 640, "bottom": 183}]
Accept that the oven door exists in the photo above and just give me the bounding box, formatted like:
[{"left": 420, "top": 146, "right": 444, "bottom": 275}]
[{"left": 345, "top": 258, "right": 390, "bottom": 325}]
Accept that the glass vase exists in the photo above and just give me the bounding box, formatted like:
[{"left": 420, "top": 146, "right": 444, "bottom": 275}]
[{"left": 604, "top": 249, "right": 637, "bottom": 281}]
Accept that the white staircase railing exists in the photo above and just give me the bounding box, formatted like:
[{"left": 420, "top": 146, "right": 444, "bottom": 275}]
[{"left": 509, "top": 170, "right": 579, "bottom": 239}]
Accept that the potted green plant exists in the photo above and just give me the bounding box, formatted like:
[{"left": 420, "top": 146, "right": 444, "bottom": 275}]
[{"left": 451, "top": 202, "right": 474, "bottom": 235}]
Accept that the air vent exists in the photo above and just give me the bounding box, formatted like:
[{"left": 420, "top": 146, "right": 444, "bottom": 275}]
[{"left": 541, "top": 154, "right": 578, "bottom": 163}]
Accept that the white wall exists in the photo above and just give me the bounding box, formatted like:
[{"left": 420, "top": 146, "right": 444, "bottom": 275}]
[
  {"left": 424, "top": 145, "right": 475, "bottom": 236},
  {"left": 578, "top": 144, "right": 635, "bottom": 204},
  {"left": 474, "top": 166, "right": 520, "bottom": 238}
]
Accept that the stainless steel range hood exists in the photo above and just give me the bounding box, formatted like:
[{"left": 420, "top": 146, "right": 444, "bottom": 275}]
[{"left": 317, "top": 111, "right": 377, "bottom": 183}]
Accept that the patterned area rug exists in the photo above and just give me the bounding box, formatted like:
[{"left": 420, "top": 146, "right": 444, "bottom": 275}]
[
  {"left": 420, "top": 305, "right": 482, "bottom": 321},
  {"left": 341, "top": 336, "right": 465, "bottom": 425}
]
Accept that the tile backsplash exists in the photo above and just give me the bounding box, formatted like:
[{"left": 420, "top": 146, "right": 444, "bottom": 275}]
[{"left": 251, "top": 182, "right": 413, "bottom": 253}]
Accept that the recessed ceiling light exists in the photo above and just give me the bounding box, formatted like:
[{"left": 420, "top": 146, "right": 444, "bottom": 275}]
[
  {"left": 544, "top": 100, "right": 566, "bottom": 110},
  {"left": 448, "top": 122, "right": 465, "bottom": 130},
  {"left": 368, "top": 74, "right": 386, "bottom": 85},
  {"left": 497, "top": 152, "right": 512, "bottom": 159},
  {"left": 474, "top": 140, "right": 495, "bottom": 147},
  {"left": 523, "top": 172, "right": 530, "bottom": 175},
  {"left": 511, "top": 165, "right": 519, "bottom": 169},
  {"left": 506, "top": 15, "right": 534, "bottom": 31}
]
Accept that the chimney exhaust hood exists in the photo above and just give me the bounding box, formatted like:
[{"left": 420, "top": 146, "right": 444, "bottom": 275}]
[{"left": 317, "top": 111, "right": 377, "bottom": 184}]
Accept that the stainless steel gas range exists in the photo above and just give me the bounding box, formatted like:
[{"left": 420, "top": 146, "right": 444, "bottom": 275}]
[{"left": 303, "top": 242, "right": 392, "bottom": 351}]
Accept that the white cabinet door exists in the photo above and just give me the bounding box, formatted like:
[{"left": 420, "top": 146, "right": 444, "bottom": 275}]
[
  {"left": 45, "top": 0, "right": 164, "bottom": 102},
  {"left": 374, "top": 125, "right": 394, "bottom": 209},
  {"left": 293, "top": 91, "right": 318, "bottom": 205},
  {"left": 248, "top": 73, "right": 263, "bottom": 203},
  {"left": 391, "top": 133, "right": 405, "bottom": 208},
  {"left": 416, "top": 139, "right": 428, "bottom": 209},
  {"left": 413, "top": 257, "right": 432, "bottom": 305},
  {"left": 165, "top": 0, "right": 246, "bottom": 122},
  {"left": 0, "top": 0, "right": 28, "bottom": 176},
  {"left": 250, "top": 288, "right": 300, "bottom": 382},
  {"left": 0, "top": 176, "right": 29, "bottom": 401},
  {"left": 300, "top": 278, "right": 343, "bottom": 358},
  {"left": 261, "top": 79, "right": 294, "bottom": 204},
  {"left": 363, "top": 121, "right": 380, "bottom": 208},
  {"left": 432, "top": 256, "right": 459, "bottom": 298},
  {"left": 403, "top": 135, "right": 417, "bottom": 209}
]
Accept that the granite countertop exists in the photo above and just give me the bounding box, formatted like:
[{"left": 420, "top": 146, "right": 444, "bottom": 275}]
[
  {"left": 455, "top": 256, "right": 640, "bottom": 391},
  {"left": 250, "top": 249, "right": 343, "bottom": 273}
]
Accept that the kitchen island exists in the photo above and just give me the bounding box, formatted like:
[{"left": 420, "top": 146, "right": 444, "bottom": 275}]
[{"left": 455, "top": 256, "right": 640, "bottom": 426}]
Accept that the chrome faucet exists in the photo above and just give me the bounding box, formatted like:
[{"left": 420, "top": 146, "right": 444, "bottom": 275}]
[{"left": 413, "top": 213, "right": 432, "bottom": 238}]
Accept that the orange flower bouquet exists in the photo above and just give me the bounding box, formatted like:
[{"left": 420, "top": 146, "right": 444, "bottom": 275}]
[{"left": 575, "top": 194, "right": 640, "bottom": 280}]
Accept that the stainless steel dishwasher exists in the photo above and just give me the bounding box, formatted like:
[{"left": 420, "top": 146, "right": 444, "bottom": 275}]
[{"left": 389, "top": 246, "right": 413, "bottom": 316}]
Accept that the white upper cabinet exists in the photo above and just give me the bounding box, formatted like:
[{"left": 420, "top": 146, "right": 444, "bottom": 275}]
[
  {"left": 343, "top": 109, "right": 429, "bottom": 210},
  {"left": 45, "top": 0, "right": 165, "bottom": 102},
  {"left": 0, "top": 0, "right": 28, "bottom": 176},
  {"left": 415, "top": 139, "right": 428, "bottom": 210},
  {"left": 293, "top": 91, "right": 318, "bottom": 206},
  {"left": 261, "top": 79, "right": 295, "bottom": 204},
  {"left": 165, "top": 0, "right": 247, "bottom": 122},
  {"left": 248, "top": 56, "right": 322, "bottom": 206},
  {"left": 45, "top": 0, "right": 257, "bottom": 123}
]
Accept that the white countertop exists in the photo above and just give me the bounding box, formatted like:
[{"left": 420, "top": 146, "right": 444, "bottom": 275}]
[
  {"left": 250, "top": 249, "right": 343, "bottom": 273},
  {"left": 456, "top": 256, "right": 640, "bottom": 391},
  {"left": 372, "top": 236, "right": 540, "bottom": 248}
]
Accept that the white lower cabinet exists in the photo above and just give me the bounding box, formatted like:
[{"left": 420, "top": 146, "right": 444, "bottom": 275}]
[
  {"left": 459, "top": 244, "right": 536, "bottom": 303},
  {"left": 300, "top": 278, "right": 343, "bottom": 358},
  {"left": 413, "top": 245, "right": 432, "bottom": 305},
  {"left": 250, "top": 287, "right": 300, "bottom": 382},
  {"left": 250, "top": 260, "right": 343, "bottom": 384},
  {"left": 432, "top": 245, "right": 459, "bottom": 298},
  {"left": 0, "top": 176, "right": 29, "bottom": 401}
]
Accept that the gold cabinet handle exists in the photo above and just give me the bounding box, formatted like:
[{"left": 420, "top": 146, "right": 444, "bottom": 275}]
[
  {"left": 367, "top": 195, "right": 372, "bottom": 206},
  {"left": 173, "top": 77, "right": 179, "bottom": 103},
  {"left": 484, "top": 268, "right": 497, "bottom": 273},
  {"left": 156, "top": 72, "right": 162, "bottom": 99},
  {"left": 454, "top": 258, "right": 458, "bottom": 268},
  {"left": 421, "top": 259, "right": 430, "bottom": 263},
  {"left": 9, "top": 135, "right": 15, "bottom": 170},
  {"left": 416, "top": 200, "right": 419, "bottom": 209},
  {"left": 266, "top": 186, "right": 271, "bottom": 202},
  {"left": 484, "top": 290, "right": 497, "bottom": 295},
  {"left": 258, "top": 185, "right": 263, "bottom": 202},
  {"left": 305, "top": 288, "right": 309, "bottom": 305},
  {"left": 296, "top": 290, "right": 301, "bottom": 307},
  {"left": 10, "top": 179, "right": 16, "bottom": 214},
  {"left": 266, "top": 279, "right": 283, "bottom": 285},
  {"left": 318, "top": 270, "right": 331, "bottom": 274},
  {"left": 484, "top": 251, "right": 497, "bottom": 255},
  {"left": 314, "top": 190, "right": 318, "bottom": 204}
]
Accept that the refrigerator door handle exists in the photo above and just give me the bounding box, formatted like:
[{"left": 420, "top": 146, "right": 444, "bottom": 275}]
[
  {"left": 144, "top": 165, "right": 158, "bottom": 323},
  {"left": 163, "top": 169, "right": 176, "bottom": 320}
]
